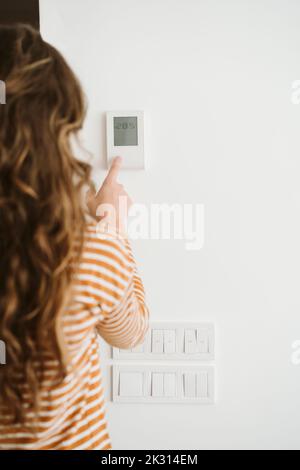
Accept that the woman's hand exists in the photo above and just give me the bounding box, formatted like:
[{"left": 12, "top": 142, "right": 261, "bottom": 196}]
[{"left": 86, "top": 157, "right": 132, "bottom": 234}]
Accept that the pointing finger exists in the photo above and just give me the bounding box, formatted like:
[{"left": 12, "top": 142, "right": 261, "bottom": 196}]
[{"left": 105, "top": 157, "right": 122, "bottom": 184}]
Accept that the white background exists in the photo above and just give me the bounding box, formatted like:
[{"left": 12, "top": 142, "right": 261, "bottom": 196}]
[{"left": 41, "top": 0, "right": 300, "bottom": 450}]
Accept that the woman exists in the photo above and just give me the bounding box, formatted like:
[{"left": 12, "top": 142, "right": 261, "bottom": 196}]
[{"left": 0, "top": 24, "right": 149, "bottom": 450}]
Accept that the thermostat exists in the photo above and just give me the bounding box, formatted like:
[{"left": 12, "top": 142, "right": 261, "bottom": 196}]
[{"left": 106, "top": 111, "right": 145, "bottom": 170}]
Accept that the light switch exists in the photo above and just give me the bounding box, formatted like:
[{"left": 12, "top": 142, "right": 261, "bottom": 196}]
[
  {"left": 131, "top": 343, "right": 144, "bottom": 354},
  {"left": 119, "top": 372, "right": 143, "bottom": 397},
  {"left": 164, "top": 373, "right": 176, "bottom": 397},
  {"left": 164, "top": 330, "right": 176, "bottom": 354},
  {"left": 184, "top": 373, "right": 196, "bottom": 398},
  {"left": 196, "top": 372, "right": 208, "bottom": 398},
  {"left": 152, "top": 373, "right": 164, "bottom": 397},
  {"left": 184, "top": 329, "right": 198, "bottom": 354},
  {"left": 197, "top": 329, "right": 209, "bottom": 354},
  {"left": 152, "top": 329, "right": 164, "bottom": 354}
]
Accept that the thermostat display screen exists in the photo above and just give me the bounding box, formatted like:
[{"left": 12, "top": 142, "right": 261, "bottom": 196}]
[{"left": 114, "top": 116, "right": 138, "bottom": 146}]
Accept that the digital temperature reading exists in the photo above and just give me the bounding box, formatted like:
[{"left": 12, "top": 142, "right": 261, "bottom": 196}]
[
  {"left": 106, "top": 111, "right": 145, "bottom": 170},
  {"left": 114, "top": 117, "right": 138, "bottom": 147}
]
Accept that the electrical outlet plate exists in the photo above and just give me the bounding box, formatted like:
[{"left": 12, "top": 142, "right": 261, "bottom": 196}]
[
  {"left": 112, "top": 322, "right": 215, "bottom": 361},
  {"left": 112, "top": 365, "right": 215, "bottom": 404}
]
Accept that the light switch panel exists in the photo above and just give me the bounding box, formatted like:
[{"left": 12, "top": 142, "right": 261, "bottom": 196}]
[
  {"left": 131, "top": 343, "right": 144, "bottom": 354},
  {"left": 113, "top": 365, "right": 214, "bottom": 404},
  {"left": 112, "top": 322, "right": 215, "bottom": 361},
  {"left": 119, "top": 372, "right": 144, "bottom": 397}
]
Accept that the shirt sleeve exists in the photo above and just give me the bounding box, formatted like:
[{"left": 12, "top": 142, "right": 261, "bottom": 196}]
[{"left": 72, "top": 224, "right": 149, "bottom": 349}]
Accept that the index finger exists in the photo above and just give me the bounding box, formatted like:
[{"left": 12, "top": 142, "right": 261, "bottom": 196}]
[{"left": 105, "top": 157, "right": 122, "bottom": 184}]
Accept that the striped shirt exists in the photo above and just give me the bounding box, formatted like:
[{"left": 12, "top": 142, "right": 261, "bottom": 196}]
[{"left": 0, "top": 223, "right": 149, "bottom": 450}]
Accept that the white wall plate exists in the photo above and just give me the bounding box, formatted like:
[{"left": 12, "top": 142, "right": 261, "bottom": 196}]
[
  {"left": 112, "top": 322, "right": 215, "bottom": 361},
  {"left": 112, "top": 365, "right": 215, "bottom": 404}
]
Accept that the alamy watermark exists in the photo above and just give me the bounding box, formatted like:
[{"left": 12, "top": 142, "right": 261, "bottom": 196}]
[
  {"left": 0, "top": 80, "right": 5, "bottom": 104},
  {"left": 291, "top": 340, "right": 300, "bottom": 366},
  {"left": 95, "top": 197, "right": 205, "bottom": 251},
  {"left": 287, "top": 84, "right": 300, "bottom": 367},
  {"left": 0, "top": 340, "right": 6, "bottom": 365}
]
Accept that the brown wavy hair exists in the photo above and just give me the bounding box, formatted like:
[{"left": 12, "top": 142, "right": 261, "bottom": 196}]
[{"left": 0, "top": 24, "right": 91, "bottom": 425}]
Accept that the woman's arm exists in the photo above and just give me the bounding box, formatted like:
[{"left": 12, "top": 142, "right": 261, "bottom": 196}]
[
  {"left": 85, "top": 157, "right": 149, "bottom": 349},
  {"left": 95, "top": 237, "right": 149, "bottom": 349}
]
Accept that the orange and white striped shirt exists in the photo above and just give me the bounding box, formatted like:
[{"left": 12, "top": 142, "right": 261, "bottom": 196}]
[{"left": 0, "top": 223, "right": 149, "bottom": 450}]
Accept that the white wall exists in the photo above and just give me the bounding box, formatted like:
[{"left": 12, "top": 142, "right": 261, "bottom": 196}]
[{"left": 40, "top": 0, "right": 300, "bottom": 450}]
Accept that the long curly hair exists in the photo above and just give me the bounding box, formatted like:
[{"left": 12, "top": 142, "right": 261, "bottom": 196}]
[{"left": 0, "top": 24, "right": 91, "bottom": 425}]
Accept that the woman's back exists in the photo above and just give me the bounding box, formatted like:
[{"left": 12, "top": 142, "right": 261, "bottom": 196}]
[
  {"left": 0, "top": 25, "right": 149, "bottom": 450},
  {"left": 0, "top": 223, "right": 149, "bottom": 450}
]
